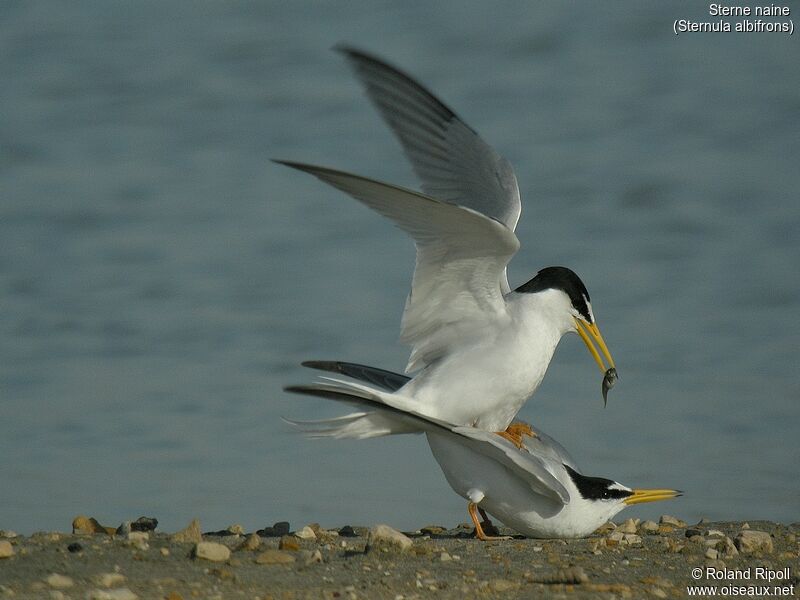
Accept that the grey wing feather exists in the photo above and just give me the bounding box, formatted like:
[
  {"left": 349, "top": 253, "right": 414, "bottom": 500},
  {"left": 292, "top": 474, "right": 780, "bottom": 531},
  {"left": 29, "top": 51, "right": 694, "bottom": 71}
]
[
  {"left": 453, "top": 427, "right": 571, "bottom": 504},
  {"left": 337, "top": 45, "right": 522, "bottom": 234},
  {"left": 301, "top": 360, "right": 410, "bottom": 392}
]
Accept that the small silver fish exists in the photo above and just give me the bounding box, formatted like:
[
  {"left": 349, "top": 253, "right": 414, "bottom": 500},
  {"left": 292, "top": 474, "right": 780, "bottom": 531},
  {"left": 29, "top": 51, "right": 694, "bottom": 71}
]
[{"left": 602, "top": 368, "right": 618, "bottom": 407}]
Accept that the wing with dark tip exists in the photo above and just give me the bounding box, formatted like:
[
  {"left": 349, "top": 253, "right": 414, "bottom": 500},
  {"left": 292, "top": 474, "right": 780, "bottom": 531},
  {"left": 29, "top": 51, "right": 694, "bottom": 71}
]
[
  {"left": 336, "top": 45, "right": 522, "bottom": 240},
  {"left": 302, "top": 360, "right": 410, "bottom": 392}
]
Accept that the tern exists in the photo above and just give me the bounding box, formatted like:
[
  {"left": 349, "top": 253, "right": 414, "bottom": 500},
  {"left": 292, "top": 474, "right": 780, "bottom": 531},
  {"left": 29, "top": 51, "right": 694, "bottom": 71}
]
[
  {"left": 285, "top": 361, "right": 680, "bottom": 539},
  {"left": 275, "top": 47, "right": 617, "bottom": 444}
]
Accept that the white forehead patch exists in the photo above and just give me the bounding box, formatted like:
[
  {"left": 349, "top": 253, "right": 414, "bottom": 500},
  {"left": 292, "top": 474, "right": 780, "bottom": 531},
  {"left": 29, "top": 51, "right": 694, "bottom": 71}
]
[
  {"left": 609, "top": 482, "right": 631, "bottom": 492},
  {"left": 584, "top": 296, "right": 595, "bottom": 323}
]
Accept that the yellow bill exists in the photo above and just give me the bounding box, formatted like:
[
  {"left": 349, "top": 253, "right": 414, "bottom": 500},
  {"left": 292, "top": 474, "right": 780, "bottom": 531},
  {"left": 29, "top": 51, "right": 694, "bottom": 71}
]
[
  {"left": 623, "top": 488, "right": 682, "bottom": 506},
  {"left": 574, "top": 317, "right": 616, "bottom": 373}
]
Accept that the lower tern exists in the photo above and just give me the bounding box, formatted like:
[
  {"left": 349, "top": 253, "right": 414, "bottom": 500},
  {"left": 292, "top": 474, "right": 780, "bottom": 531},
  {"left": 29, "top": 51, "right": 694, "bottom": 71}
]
[
  {"left": 275, "top": 47, "right": 617, "bottom": 443},
  {"left": 285, "top": 361, "right": 680, "bottom": 539}
]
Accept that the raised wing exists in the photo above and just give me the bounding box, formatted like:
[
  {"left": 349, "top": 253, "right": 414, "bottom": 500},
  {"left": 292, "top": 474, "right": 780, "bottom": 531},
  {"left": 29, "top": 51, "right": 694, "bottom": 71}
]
[
  {"left": 275, "top": 161, "right": 520, "bottom": 371},
  {"left": 337, "top": 46, "right": 522, "bottom": 235}
]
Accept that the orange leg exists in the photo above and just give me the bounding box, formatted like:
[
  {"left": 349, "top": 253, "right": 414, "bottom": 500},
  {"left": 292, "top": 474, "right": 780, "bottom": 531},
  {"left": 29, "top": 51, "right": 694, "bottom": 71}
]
[
  {"left": 468, "top": 502, "right": 511, "bottom": 541},
  {"left": 495, "top": 420, "right": 537, "bottom": 449}
]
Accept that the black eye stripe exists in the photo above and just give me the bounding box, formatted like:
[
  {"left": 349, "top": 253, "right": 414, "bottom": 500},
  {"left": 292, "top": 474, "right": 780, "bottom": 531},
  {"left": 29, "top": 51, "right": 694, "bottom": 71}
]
[{"left": 564, "top": 465, "right": 632, "bottom": 501}]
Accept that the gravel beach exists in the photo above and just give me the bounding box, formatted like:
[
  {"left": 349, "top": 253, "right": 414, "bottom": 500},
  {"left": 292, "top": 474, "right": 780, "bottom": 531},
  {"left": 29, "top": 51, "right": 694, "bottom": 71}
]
[{"left": 1, "top": 516, "right": 797, "bottom": 599}]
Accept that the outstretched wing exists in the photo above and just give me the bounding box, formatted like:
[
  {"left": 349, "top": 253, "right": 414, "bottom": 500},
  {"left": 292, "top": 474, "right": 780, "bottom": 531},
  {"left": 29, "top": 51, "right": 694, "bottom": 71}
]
[
  {"left": 275, "top": 161, "right": 519, "bottom": 372},
  {"left": 337, "top": 45, "right": 522, "bottom": 236}
]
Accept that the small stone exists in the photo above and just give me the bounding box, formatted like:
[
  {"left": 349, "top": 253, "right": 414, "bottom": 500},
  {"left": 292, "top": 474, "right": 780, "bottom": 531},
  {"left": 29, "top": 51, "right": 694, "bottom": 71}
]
[
  {"left": 67, "top": 542, "right": 83, "bottom": 553},
  {"left": 0, "top": 531, "right": 17, "bottom": 538},
  {"left": 338, "top": 525, "right": 357, "bottom": 538},
  {"left": 659, "top": 515, "right": 686, "bottom": 528},
  {"left": 705, "top": 548, "right": 719, "bottom": 560},
  {"left": 87, "top": 589, "right": 138, "bottom": 600},
  {"left": 717, "top": 536, "right": 739, "bottom": 559},
  {"left": 617, "top": 519, "right": 638, "bottom": 534},
  {"left": 226, "top": 524, "right": 245, "bottom": 536},
  {"left": 420, "top": 525, "right": 446, "bottom": 535},
  {"left": 624, "top": 533, "right": 642, "bottom": 546},
  {"left": 171, "top": 519, "right": 202, "bottom": 544},
  {"left": 706, "top": 529, "right": 725, "bottom": 538},
  {"left": 160, "top": 547, "right": 170, "bottom": 556},
  {"left": 640, "top": 520, "right": 659, "bottom": 533},
  {"left": 255, "top": 549, "right": 296, "bottom": 565},
  {"left": 130, "top": 516, "right": 158, "bottom": 532},
  {"left": 657, "top": 525, "right": 675, "bottom": 534},
  {"left": 685, "top": 528, "right": 703, "bottom": 538},
  {"left": 256, "top": 522, "right": 290, "bottom": 537},
  {"left": 237, "top": 533, "right": 261, "bottom": 551},
  {"left": 193, "top": 541, "right": 231, "bottom": 562},
  {"left": 594, "top": 522, "right": 616, "bottom": 534},
  {"left": 734, "top": 530, "right": 773, "bottom": 554},
  {"left": 706, "top": 559, "right": 727, "bottom": 571},
  {"left": 46, "top": 574, "right": 74, "bottom": 589},
  {"left": 279, "top": 536, "right": 300, "bottom": 551},
  {"left": 440, "top": 552, "right": 452, "bottom": 561},
  {"left": 651, "top": 587, "right": 668, "bottom": 599},
  {"left": 0, "top": 541, "right": 14, "bottom": 559},
  {"left": 606, "top": 530, "right": 626, "bottom": 547},
  {"left": 740, "top": 522, "right": 750, "bottom": 529},
  {"left": 641, "top": 577, "right": 673, "bottom": 588},
  {"left": 73, "top": 515, "right": 113, "bottom": 535},
  {"left": 295, "top": 526, "right": 316, "bottom": 540},
  {"left": 164, "top": 593, "right": 183, "bottom": 600},
  {"left": 663, "top": 538, "right": 685, "bottom": 553},
  {"left": 366, "top": 524, "right": 413, "bottom": 553},
  {"left": 92, "top": 573, "right": 126, "bottom": 588},
  {"left": 302, "top": 549, "right": 323, "bottom": 564}
]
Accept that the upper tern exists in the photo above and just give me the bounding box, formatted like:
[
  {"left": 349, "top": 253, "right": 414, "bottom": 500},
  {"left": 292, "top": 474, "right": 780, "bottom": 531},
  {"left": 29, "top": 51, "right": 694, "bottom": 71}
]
[
  {"left": 275, "top": 47, "right": 617, "bottom": 441},
  {"left": 285, "top": 361, "right": 679, "bottom": 539}
]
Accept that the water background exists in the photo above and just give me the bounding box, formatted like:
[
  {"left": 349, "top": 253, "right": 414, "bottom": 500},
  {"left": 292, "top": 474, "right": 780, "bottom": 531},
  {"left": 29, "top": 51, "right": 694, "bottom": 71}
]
[{"left": 2, "top": 1, "right": 798, "bottom": 534}]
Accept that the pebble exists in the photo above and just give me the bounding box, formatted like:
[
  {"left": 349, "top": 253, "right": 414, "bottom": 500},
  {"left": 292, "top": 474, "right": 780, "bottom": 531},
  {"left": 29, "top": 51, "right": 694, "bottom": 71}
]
[
  {"left": 734, "top": 530, "right": 774, "bottom": 554},
  {"left": 717, "top": 536, "right": 739, "bottom": 558},
  {"left": 226, "top": 524, "right": 245, "bottom": 536},
  {"left": 617, "top": 519, "right": 638, "bottom": 534},
  {"left": 67, "top": 542, "right": 83, "bottom": 553},
  {"left": 606, "top": 530, "right": 626, "bottom": 547},
  {"left": 193, "top": 541, "right": 231, "bottom": 562},
  {"left": 256, "top": 522, "right": 290, "bottom": 537},
  {"left": 705, "top": 548, "right": 719, "bottom": 560},
  {"left": 0, "top": 541, "right": 14, "bottom": 559},
  {"left": 421, "top": 525, "right": 446, "bottom": 535},
  {"left": 338, "top": 525, "right": 358, "bottom": 538},
  {"left": 87, "top": 589, "right": 138, "bottom": 600},
  {"left": 440, "top": 551, "right": 452, "bottom": 561},
  {"left": 706, "top": 529, "right": 725, "bottom": 538},
  {"left": 255, "top": 549, "right": 296, "bottom": 565},
  {"left": 650, "top": 587, "right": 668, "bottom": 599},
  {"left": 46, "top": 574, "right": 75, "bottom": 589},
  {"left": 237, "top": 533, "right": 261, "bottom": 551},
  {"left": 623, "top": 533, "right": 642, "bottom": 546},
  {"left": 659, "top": 515, "right": 686, "bottom": 528},
  {"left": 302, "top": 549, "right": 323, "bottom": 565},
  {"left": 640, "top": 520, "right": 659, "bottom": 533},
  {"left": 0, "top": 531, "right": 17, "bottom": 538},
  {"left": 278, "top": 536, "right": 300, "bottom": 551},
  {"left": 73, "top": 515, "right": 113, "bottom": 535},
  {"left": 171, "top": 519, "right": 202, "bottom": 544},
  {"left": 490, "top": 579, "right": 519, "bottom": 592},
  {"left": 295, "top": 526, "right": 317, "bottom": 540},
  {"left": 366, "top": 524, "right": 413, "bottom": 553},
  {"left": 93, "top": 573, "right": 127, "bottom": 588},
  {"left": 160, "top": 547, "right": 170, "bottom": 556},
  {"left": 130, "top": 517, "right": 158, "bottom": 532}
]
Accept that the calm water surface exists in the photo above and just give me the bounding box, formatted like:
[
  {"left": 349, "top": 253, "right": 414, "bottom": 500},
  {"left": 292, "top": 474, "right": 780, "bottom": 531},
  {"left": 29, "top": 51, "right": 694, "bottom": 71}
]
[{"left": 2, "top": 2, "right": 798, "bottom": 534}]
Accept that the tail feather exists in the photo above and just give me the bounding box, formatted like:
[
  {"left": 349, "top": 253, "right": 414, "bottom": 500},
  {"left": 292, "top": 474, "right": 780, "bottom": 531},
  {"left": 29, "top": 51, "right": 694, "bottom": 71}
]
[{"left": 284, "top": 377, "right": 445, "bottom": 439}]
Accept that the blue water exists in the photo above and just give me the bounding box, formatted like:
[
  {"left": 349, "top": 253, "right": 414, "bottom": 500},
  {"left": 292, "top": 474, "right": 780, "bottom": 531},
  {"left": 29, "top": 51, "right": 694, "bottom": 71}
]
[{"left": 2, "top": 1, "right": 798, "bottom": 535}]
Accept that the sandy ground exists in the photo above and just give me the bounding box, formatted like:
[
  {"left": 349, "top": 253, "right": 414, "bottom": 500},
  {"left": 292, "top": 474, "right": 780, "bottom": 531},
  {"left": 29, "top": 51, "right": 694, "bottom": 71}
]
[{"left": 0, "top": 516, "right": 797, "bottom": 599}]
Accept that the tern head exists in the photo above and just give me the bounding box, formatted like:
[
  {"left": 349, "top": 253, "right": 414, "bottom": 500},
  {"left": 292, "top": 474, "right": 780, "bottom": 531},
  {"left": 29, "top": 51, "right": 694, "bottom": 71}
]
[
  {"left": 515, "top": 266, "right": 616, "bottom": 376},
  {"left": 564, "top": 465, "right": 682, "bottom": 529}
]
